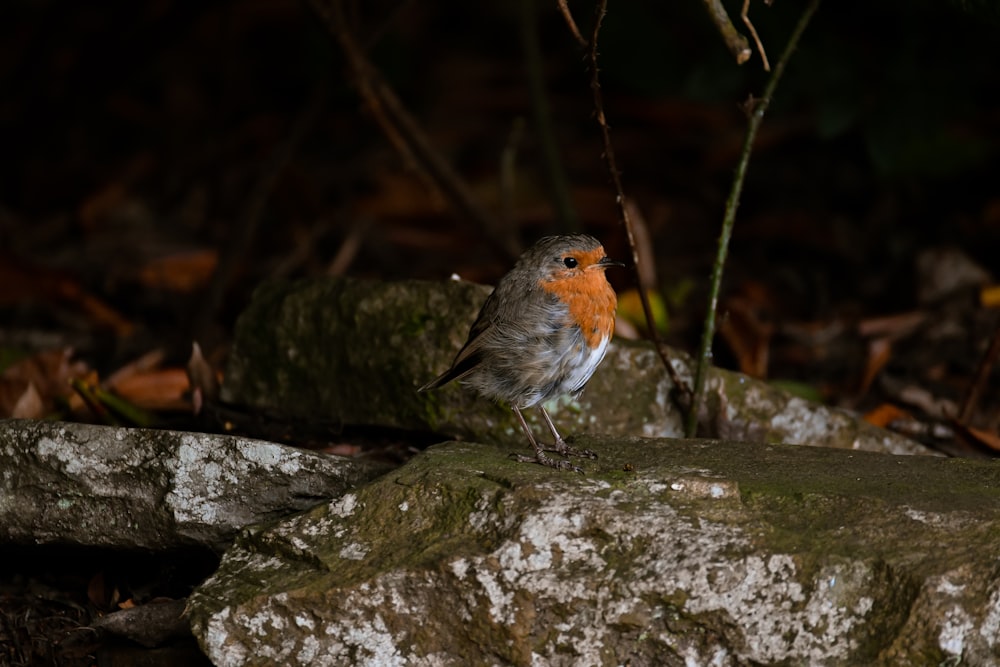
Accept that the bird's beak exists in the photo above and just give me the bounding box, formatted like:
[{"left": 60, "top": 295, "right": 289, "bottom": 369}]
[{"left": 596, "top": 256, "right": 626, "bottom": 270}]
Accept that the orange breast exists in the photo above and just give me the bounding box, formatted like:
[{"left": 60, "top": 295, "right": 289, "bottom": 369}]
[{"left": 541, "top": 270, "right": 617, "bottom": 349}]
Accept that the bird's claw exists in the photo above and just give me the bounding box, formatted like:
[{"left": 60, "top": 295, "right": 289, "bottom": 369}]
[
  {"left": 549, "top": 439, "right": 598, "bottom": 460},
  {"left": 510, "top": 451, "right": 584, "bottom": 474}
]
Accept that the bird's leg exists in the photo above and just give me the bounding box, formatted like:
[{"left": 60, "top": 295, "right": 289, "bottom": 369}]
[
  {"left": 538, "top": 406, "right": 597, "bottom": 459},
  {"left": 510, "top": 406, "right": 582, "bottom": 473}
]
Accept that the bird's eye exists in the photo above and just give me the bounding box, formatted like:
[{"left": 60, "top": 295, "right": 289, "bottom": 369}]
[{"left": 563, "top": 257, "right": 578, "bottom": 268}]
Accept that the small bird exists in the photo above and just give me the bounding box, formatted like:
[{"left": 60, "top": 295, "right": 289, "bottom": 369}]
[{"left": 419, "top": 234, "right": 624, "bottom": 471}]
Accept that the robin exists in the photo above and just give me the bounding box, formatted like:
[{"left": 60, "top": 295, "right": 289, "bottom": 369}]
[{"left": 419, "top": 234, "right": 624, "bottom": 472}]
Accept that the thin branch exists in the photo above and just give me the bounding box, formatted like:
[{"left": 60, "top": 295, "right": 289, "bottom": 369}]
[
  {"left": 741, "top": 0, "right": 771, "bottom": 71},
  {"left": 701, "top": 0, "right": 752, "bottom": 65},
  {"left": 310, "top": 0, "right": 521, "bottom": 261},
  {"left": 685, "top": 0, "right": 822, "bottom": 438},
  {"left": 557, "top": 0, "right": 587, "bottom": 47},
  {"left": 588, "top": 0, "right": 688, "bottom": 397}
]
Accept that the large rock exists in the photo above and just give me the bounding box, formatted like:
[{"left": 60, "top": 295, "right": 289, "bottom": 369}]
[
  {"left": 221, "top": 277, "right": 932, "bottom": 456},
  {"left": 0, "top": 419, "right": 387, "bottom": 551},
  {"left": 187, "top": 437, "right": 1000, "bottom": 666}
]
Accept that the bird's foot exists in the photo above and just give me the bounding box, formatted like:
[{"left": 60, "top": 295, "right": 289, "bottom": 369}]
[
  {"left": 548, "top": 438, "right": 598, "bottom": 460},
  {"left": 510, "top": 451, "right": 584, "bottom": 474}
]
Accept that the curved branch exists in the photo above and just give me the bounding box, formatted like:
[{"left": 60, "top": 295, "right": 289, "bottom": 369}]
[{"left": 701, "top": 0, "right": 753, "bottom": 65}]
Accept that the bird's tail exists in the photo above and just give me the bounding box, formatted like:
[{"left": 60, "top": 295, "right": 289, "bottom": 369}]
[{"left": 417, "top": 352, "right": 479, "bottom": 392}]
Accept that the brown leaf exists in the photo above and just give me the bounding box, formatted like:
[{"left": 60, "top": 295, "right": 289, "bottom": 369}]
[
  {"left": 719, "top": 287, "right": 774, "bottom": 379},
  {"left": 981, "top": 284, "right": 1000, "bottom": 308},
  {"left": 859, "top": 337, "right": 893, "bottom": 396},
  {"left": 0, "top": 348, "right": 89, "bottom": 417},
  {"left": 11, "top": 381, "right": 44, "bottom": 419},
  {"left": 111, "top": 368, "right": 190, "bottom": 411},
  {"left": 104, "top": 349, "right": 167, "bottom": 388},
  {"left": 956, "top": 424, "right": 1000, "bottom": 453},
  {"left": 0, "top": 256, "right": 135, "bottom": 336},
  {"left": 857, "top": 311, "right": 927, "bottom": 339},
  {"left": 187, "top": 342, "right": 220, "bottom": 415},
  {"left": 863, "top": 403, "right": 910, "bottom": 429},
  {"left": 136, "top": 249, "right": 218, "bottom": 292}
]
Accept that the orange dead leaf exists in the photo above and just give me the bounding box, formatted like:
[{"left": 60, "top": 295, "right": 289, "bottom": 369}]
[
  {"left": 863, "top": 403, "right": 910, "bottom": 429},
  {"left": 980, "top": 285, "right": 1000, "bottom": 308},
  {"left": 719, "top": 290, "right": 773, "bottom": 379},
  {"left": 104, "top": 349, "right": 167, "bottom": 388},
  {"left": 0, "top": 256, "right": 134, "bottom": 336},
  {"left": 137, "top": 249, "right": 218, "bottom": 292},
  {"left": 957, "top": 424, "right": 1000, "bottom": 453},
  {"left": 859, "top": 336, "right": 892, "bottom": 395},
  {"left": 103, "top": 349, "right": 192, "bottom": 411},
  {"left": 111, "top": 368, "right": 191, "bottom": 411}
]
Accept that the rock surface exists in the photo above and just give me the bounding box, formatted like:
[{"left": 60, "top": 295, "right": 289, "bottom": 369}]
[
  {"left": 188, "top": 437, "right": 1000, "bottom": 666},
  {"left": 0, "top": 419, "right": 387, "bottom": 551},
  {"left": 221, "top": 277, "right": 933, "bottom": 456}
]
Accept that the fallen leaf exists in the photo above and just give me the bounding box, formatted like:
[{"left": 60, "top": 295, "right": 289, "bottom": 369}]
[
  {"left": 187, "top": 342, "right": 221, "bottom": 415},
  {"left": 719, "top": 288, "right": 774, "bottom": 379},
  {"left": 111, "top": 368, "right": 190, "bottom": 412},
  {"left": 980, "top": 284, "right": 1000, "bottom": 308},
  {"left": 859, "top": 336, "right": 893, "bottom": 395},
  {"left": 104, "top": 349, "right": 167, "bottom": 388},
  {"left": 955, "top": 423, "right": 1000, "bottom": 453},
  {"left": 136, "top": 249, "right": 218, "bottom": 292},
  {"left": 0, "top": 348, "right": 89, "bottom": 418},
  {"left": 10, "top": 381, "right": 44, "bottom": 419},
  {"left": 0, "top": 256, "right": 135, "bottom": 336},
  {"left": 857, "top": 311, "right": 927, "bottom": 339},
  {"left": 863, "top": 403, "right": 911, "bottom": 429}
]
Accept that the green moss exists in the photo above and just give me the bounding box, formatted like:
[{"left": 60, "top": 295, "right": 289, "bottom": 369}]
[{"left": 191, "top": 435, "right": 1000, "bottom": 664}]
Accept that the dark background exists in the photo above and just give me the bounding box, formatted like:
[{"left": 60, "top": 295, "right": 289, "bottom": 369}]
[{"left": 2, "top": 1, "right": 1000, "bottom": 663}]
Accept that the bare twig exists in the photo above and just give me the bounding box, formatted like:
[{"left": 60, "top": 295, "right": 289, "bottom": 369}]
[
  {"left": 685, "top": 0, "right": 822, "bottom": 438},
  {"left": 557, "top": 0, "right": 587, "bottom": 47},
  {"left": 311, "top": 0, "right": 521, "bottom": 261},
  {"left": 741, "top": 0, "right": 771, "bottom": 71},
  {"left": 588, "top": 0, "right": 688, "bottom": 396},
  {"left": 701, "top": 0, "right": 752, "bottom": 65},
  {"left": 326, "top": 222, "right": 366, "bottom": 276},
  {"left": 625, "top": 199, "right": 656, "bottom": 292}
]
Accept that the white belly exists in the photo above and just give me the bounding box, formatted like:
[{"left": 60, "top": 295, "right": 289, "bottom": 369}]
[{"left": 562, "top": 334, "right": 610, "bottom": 394}]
